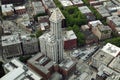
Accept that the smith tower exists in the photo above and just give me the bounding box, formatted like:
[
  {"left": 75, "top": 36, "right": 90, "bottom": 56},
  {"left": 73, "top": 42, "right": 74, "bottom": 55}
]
[{"left": 39, "top": 8, "right": 65, "bottom": 63}]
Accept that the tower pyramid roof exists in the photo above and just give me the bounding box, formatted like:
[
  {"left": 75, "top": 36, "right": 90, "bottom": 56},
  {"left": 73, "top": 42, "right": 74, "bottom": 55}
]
[{"left": 49, "top": 8, "right": 65, "bottom": 22}]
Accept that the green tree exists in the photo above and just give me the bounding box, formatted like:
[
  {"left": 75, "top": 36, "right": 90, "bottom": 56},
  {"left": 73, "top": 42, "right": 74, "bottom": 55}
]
[
  {"left": 35, "top": 30, "right": 43, "bottom": 38},
  {"left": 105, "top": 37, "right": 120, "bottom": 47},
  {"left": 67, "top": 25, "right": 85, "bottom": 46}
]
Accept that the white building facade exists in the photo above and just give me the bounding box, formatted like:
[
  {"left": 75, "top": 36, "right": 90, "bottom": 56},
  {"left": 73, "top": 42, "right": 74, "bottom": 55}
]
[{"left": 39, "top": 8, "right": 64, "bottom": 63}]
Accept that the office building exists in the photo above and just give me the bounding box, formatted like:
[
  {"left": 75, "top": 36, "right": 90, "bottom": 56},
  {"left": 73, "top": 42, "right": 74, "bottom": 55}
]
[
  {"left": 2, "top": 34, "right": 22, "bottom": 58},
  {"left": 39, "top": 8, "right": 64, "bottom": 63},
  {"left": 21, "top": 34, "right": 39, "bottom": 54},
  {"left": 64, "top": 30, "right": 77, "bottom": 50},
  {"left": 91, "top": 43, "right": 120, "bottom": 69},
  {"left": 32, "top": 1, "right": 45, "bottom": 15},
  {"left": 27, "top": 53, "right": 55, "bottom": 80},
  {"left": 89, "top": 20, "right": 112, "bottom": 40}
]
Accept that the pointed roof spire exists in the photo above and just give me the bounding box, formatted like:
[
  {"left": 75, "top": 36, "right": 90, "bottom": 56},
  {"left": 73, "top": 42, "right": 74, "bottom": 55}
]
[{"left": 49, "top": 8, "right": 65, "bottom": 22}]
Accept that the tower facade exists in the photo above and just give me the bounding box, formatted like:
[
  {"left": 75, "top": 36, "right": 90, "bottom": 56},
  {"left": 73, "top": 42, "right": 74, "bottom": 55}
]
[{"left": 39, "top": 8, "right": 65, "bottom": 63}]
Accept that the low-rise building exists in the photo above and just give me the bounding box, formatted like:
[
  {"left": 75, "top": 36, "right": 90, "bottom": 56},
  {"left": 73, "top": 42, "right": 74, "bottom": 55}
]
[
  {"left": 42, "top": 0, "right": 56, "bottom": 14},
  {"left": 21, "top": 34, "right": 39, "bottom": 54},
  {"left": 78, "top": 6, "right": 95, "bottom": 21},
  {"left": 89, "top": 0, "right": 104, "bottom": 6},
  {"left": 96, "top": 65, "right": 120, "bottom": 80},
  {"left": 89, "top": 20, "right": 112, "bottom": 40},
  {"left": 81, "top": 25, "right": 98, "bottom": 44},
  {"left": 107, "top": 16, "right": 120, "bottom": 34},
  {"left": 27, "top": 53, "right": 55, "bottom": 80},
  {"left": 95, "top": 6, "right": 110, "bottom": 18},
  {"left": 71, "top": 0, "right": 83, "bottom": 6},
  {"left": 2, "top": 34, "right": 23, "bottom": 58},
  {"left": 59, "top": 59, "right": 76, "bottom": 79},
  {"left": 14, "top": 6, "right": 26, "bottom": 15},
  {"left": 64, "top": 30, "right": 77, "bottom": 50},
  {"left": 59, "top": 0, "right": 73, "bottom": 7},
  {"left": 91, "top": 43, "right": 120, "bottom": 69},
  {"left": 109, "top": 56, "right": 120, "bottom": 73},
  {"left": 78, "top": 6, "right": 92, "bottom": 14},
  {"left": 1, "top": 58, "right": 43, "bottom": 80},
  {"left": 1, "top": 4, "right": 14, "bottom": 16},
  {"left": 32, "top": 1, "right": 45, "bottom": 15}
]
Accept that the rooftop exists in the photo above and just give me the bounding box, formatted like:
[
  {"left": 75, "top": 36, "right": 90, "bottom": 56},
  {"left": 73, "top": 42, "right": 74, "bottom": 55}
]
[
  {"left": 1, "top": 58, "right": 42, "bottom": 80},
  {"left": 92, "top": 49, "right": 114, "bottom": 66},
  {"left": 97, "top": 24, "right": 111, "bottom": 32},
  {"left": 28, "top": 53, "right": 55, "bottom": 75},
  {"left": 1, "top": 4, "right": 14, "bottom": 13},
  {"left": 59, "top": 0, "right": 73, "bottom": 7},
  {"left": 64, "top": 30, "right": 77, "bottom": 41},
  {"left": 101, "top": 43, "right": 120, "bottom": 57},
  {"left": 109, "top": 56, "right": 120, "bottom": 73},
  {"left": 32, "top": 1, "right": 45, "bottom": 14},
  {"left": 49, "top": 8, "right": 65, "bottom": 22},
  {"left": 59, "top": 59, "right": 76, "bottom": 70},
  {"left": 89, "top": 20, "right": 102, "bottom": 27},
  {"left": 14, "top": 6, "right": 25, "bottom": 10},
  {"left": 107, "top": 16, "right": 120, "bottom": 27},
  {"left": 2, "top": 34, "right": 21, "bottom": 46},
  {"left": 78, "top": 6, "right": 92, "bottom": 14},
  {"left": 21, "top": 34, "right": 38, "bottom": 43},
  {"left": 96, "top": 6, "right": 110, "bottom": 17},
  {"left": 81, "top": 25, "right": 90, "bottom": 31},
  {"left": 42, "top": 0, "right": 56, "bottom": 9},
  {"left": 71, "top": 0, "right": 83, "bottom": 5},
  {"left": 97, "top": 65, "right": 120, "bottom": 80}
]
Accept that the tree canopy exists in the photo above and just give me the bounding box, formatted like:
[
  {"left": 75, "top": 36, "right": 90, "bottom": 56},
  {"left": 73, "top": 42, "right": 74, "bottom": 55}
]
[
  {"left": 105, "top": 37, "right": 120, "bottom": 47},
  {"left": 67, "top": 25, "right": 85, "bottom": 46},
  {"left": 54, "top": 0, "right": 87, "bottom": 27}
]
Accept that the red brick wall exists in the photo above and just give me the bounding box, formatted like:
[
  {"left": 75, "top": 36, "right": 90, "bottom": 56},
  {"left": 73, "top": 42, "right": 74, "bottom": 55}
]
[
  {"left": 16, "top": 9, "right": 26, "bottom": 15},
  {"left": 27, "top": 62, "right": 51, "bottom": 80},
  {"left": 64, "top": 39, "right": 77, "bottom": 50}
]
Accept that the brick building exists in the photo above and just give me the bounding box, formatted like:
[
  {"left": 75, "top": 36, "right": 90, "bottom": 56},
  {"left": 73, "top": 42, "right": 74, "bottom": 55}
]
[
  {"left": 14, "top": 6, "right": 26, "bottom": 15},
  {"left": 59, "top": 59, "right": 76, "bottom": 79},
  {"left": 27, "top": 53, "right": 55, "bottom": 80},
  {"left": 64, "top": 30, "right": 77, "bottom": 50},
  {"left": 1, "top": 0, "right": 25, "bottom": 4}
]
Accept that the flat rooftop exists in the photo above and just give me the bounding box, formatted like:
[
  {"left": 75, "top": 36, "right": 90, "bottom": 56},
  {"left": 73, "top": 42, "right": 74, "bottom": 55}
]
[
  {"left": 64, "top": 30, "right": 77, "bottom": 41},
  {"left": 32, "top": 1, "right": 45, "bottom": 14},
  {"left": 89, "top": 20, "right": 102, "bottom": 27},
  {"left": 14, "top": 6, "right": 25, "bottom": 10},
  {"left": 2, "top": 58, "right": 42, "bottom": 80},
  {"left": 101, "top": 43, "right": 120, "bottom": 57},
  {"left": 59, "top": 59, "right": 76, "bottom": 70},
  {"left": 96, "top": 6, "right": 110, "bottom": 17},
  {"left": 109, "top": 56, "right": 120, "bottom": 73},
  {"left": 28, "top": 53, "right": 55, "bottom": 75},
  {"left": 42, "top": 0, "right": 56, "bottom": 8},
  {"left": 59, "top": 0, "right": 73, "bottom": 7},
  {"left": 1, "top": 4, "right": 14, "bottom": 13},
  {"left": 2, "top": 34, "right": 21, "bottom": 46},
  {"left": 21, "top": 34, "right": 38, "bottom": 43},
  {"left": 71, "top": 0, "right": 83, "bottom": 5},
  {"left": 98, "top": 65, "right": 119, "bottom": 77},
  {"left": 107, "top": 16, "right": 120, "bottom": 27},
  {"left": 92, "top": 49, "right": 114, "bottom": 66},
  {"left": 78, "top": 6, "right": 91, "bottom": 14}
]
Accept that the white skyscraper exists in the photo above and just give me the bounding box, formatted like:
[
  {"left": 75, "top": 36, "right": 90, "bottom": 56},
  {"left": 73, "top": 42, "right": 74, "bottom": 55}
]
[{"left": 39, "top": 8, "right": 65, "bottom": 63}]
